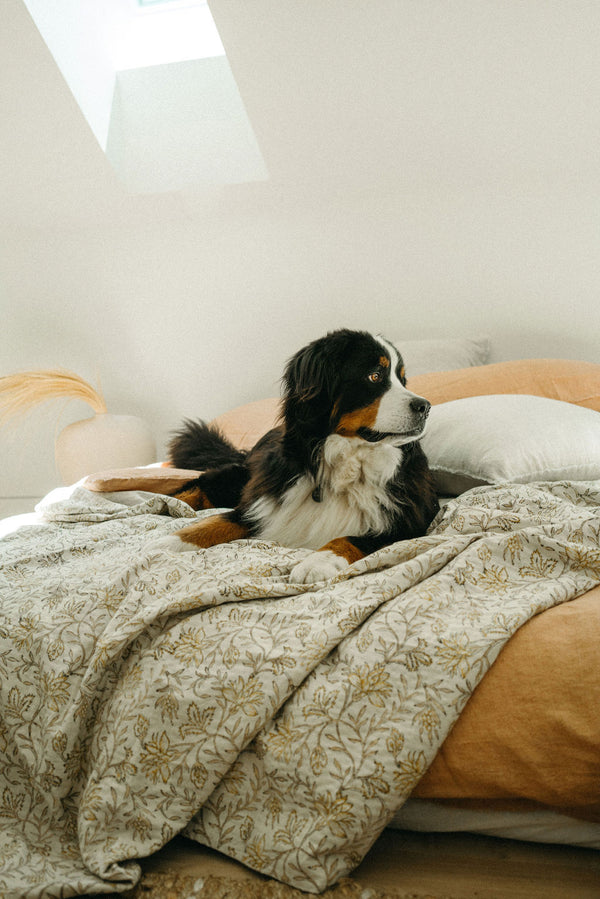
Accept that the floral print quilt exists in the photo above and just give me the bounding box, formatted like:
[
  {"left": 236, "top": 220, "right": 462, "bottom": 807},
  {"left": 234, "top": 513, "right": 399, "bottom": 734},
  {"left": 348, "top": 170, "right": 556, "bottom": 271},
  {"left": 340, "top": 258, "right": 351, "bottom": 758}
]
[{"left": 1, "top": 480, "right": 600, "bottom": 897}]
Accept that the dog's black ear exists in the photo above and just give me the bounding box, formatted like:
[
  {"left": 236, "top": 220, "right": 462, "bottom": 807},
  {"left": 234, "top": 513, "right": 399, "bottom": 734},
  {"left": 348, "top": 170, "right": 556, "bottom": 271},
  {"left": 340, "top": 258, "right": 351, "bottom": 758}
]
[
  {"left": 281, "top": 339, "right": 341, "bottom": 442},
  {"left": 283, "top": 341, "right": 338, "bottom": 405}
]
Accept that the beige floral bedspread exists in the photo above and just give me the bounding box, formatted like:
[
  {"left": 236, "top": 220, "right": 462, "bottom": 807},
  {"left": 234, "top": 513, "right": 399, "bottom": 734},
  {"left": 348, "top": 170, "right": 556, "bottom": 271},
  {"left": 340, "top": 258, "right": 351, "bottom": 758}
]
[{"left": 1, "top": 480, "right": 600, "bottom": 897}]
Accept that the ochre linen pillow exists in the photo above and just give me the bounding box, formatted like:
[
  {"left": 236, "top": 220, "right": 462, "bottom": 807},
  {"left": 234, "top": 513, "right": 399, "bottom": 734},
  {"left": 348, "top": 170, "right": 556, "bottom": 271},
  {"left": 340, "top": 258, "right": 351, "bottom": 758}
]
[
  {"left": 414, "top": 586, "right": 600, "bottom": 819},
  {"left": 210, "top": 397, "right": 281, "bottom": 450},
  {"left": 408, "top": 358, "right": 600, "bottom": 411}
]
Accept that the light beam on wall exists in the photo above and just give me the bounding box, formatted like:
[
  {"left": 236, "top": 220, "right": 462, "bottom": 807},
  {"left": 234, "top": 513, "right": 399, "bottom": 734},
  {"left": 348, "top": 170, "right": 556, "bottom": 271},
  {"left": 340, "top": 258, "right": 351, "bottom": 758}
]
[{"left": 22, "top": 0, "right": 267, "bottom": 192}]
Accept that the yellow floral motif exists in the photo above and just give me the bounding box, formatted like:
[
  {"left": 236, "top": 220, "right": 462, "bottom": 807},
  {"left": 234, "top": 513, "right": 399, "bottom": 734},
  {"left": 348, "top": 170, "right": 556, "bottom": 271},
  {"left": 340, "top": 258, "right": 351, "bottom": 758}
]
[
  {"left": 310, "top": 745, "right": 328, "bottom": 775},
  {"left": 244, "top": 834, "right": 269, "bottom": 869},
  {"left": 129, "top": 815, "right": 152, "bottom": 840},
  {"left": 303, "top": 685, "right": 338, "bottom": 720},
  {"left": 264, "top": 721, "right": 298, "bottom": 763},
  {"left": 360, "top": 761, "right": 390, "bottom": 799},
  {"left": 11, "top": 615, "right": 36, "bottom": 650},
  {"left": 220, "top": 676, "right": 265, "bottom": 717},
  {"left": 403, "top": 638, "right": 433, "bottom": 671},
  {"left": 179, "top": 703, "right": 215, "bottom": 738},
  {"left": 39, "top": 671, "right": 70, "bottom": 712},
  {"left": 265, "top": 794, "right": 282, "bottom": 823},
  {"left": 46, "top": 636, "right": 65, "bottom": 661},
  {"left": 98, "top": 586, "right": 125, "bottom": 613},
  {"left": 51, "top": 731, "right": 68, "bottom": 755},
  {"left": 133, "top": 715, "right": 149, "bottom": 741},
  {"left": 348, "top": 664, "right": 392, "bottom": 707},
  {"left": 190, "top": 762, "right": 208, "bottom": 790},
  {"left": 222, "top": 644, "right": 240, "bottom": 667},
  {"left": 172, "top": 628, "right": 206, "bottom": 665},
  {"left": 504, "top": 533, "right": 526, "bottom": 564},
  {"left": 477, "top": 564, "right": 510, "bottom": 592},
  {"left": 392, "top": 750, "right": 428, "bottom": 792},
  {"left": 413, "top": 705, "right": 441, "bottom": 743},
  {"left": 314, "top": 790, "right": 354, "bottom": 839},
  {"left": 113, "top": 747, "right": 137, "bottom": 783},
  {"left": 436, "top": 633, "right": 472, "bottom": 677},
  {"left": 4, "top": 686, "right": 34, "bottom": 724},
  {"left": 386, "top": 728, "right": 405, "bottom": 759},
  {"left": 156, "top": 692, "right": 179, "bottom": 724},
  {"left": 139, "top": 731, "right": 178, "bottom": 784},
  {"left": 239, "top": 816, "right": 254, "bottom": 841},
  {"left": 559, "top": 543, "right": 600, "bottom": 573},
  {"left": 0, "top": 788, "right": 25, "bottom": 819},
  {"left": 520, "top": 549, "right": 558, "bottom": 578}
]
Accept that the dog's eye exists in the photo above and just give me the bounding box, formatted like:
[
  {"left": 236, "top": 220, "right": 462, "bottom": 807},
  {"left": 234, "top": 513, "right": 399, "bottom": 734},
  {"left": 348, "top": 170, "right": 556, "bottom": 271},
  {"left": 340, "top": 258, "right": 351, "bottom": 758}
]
[{"left": 368, "top": 371, "right": 381, "bottom": 383}]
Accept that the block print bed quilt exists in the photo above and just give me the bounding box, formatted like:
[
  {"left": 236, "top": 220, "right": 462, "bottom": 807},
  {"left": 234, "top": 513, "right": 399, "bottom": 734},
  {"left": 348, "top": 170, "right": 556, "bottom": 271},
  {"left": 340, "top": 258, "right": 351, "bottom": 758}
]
[{"left": 1, "top": 480, "right": 600, "bottom": 897}]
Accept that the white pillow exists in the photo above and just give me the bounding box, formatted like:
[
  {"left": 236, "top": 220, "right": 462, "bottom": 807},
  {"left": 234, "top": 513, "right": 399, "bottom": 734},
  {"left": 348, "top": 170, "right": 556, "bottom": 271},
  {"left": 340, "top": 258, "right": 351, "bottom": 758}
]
[
  {"left": 421, "top": 394, "right": 600, "bottom": 495},
  {"left": 394, "top": 336, "right": 490, "bottom": 377}
]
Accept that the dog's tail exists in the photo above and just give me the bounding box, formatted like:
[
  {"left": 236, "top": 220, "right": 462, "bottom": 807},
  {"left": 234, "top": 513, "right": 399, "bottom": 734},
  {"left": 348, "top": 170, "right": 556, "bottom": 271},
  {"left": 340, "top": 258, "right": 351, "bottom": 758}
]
[{"left": 168, "top": 420, "right": 247, "bottom": 471}]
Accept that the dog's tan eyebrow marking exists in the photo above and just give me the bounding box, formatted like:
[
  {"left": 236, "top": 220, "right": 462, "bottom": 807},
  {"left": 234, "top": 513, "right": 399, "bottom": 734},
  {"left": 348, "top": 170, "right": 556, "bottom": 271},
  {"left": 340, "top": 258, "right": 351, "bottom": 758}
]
[{"left": 379, "top": 355, "right": 390, "bottom": 368}]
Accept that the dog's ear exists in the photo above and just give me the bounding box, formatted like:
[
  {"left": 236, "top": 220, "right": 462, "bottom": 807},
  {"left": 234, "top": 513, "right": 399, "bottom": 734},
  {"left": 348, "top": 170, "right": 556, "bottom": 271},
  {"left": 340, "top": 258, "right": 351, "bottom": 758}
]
[
  {"left": 281, "top": 341, "right": 341, "bottom": 442},
  {"left": 283, "top": 342, "right": 337, "bottom": 404}
]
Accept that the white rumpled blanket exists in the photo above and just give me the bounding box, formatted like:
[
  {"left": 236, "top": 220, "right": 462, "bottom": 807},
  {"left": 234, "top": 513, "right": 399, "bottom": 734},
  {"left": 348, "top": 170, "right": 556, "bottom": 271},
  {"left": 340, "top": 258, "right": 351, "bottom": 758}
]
[{"left": 1, "top": 480, "right": 600, "bottom": 897}]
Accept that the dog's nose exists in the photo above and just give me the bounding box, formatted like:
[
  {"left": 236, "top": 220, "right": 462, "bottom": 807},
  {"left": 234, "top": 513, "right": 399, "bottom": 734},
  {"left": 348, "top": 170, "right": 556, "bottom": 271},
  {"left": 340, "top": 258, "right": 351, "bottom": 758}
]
[{"left": 410, "top": 396, "right": 431, "bottom": 417}]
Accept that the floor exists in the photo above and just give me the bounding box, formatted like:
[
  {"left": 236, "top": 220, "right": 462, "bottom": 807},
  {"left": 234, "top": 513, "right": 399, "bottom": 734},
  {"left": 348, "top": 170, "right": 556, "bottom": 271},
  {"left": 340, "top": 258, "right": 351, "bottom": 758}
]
[{"left": 143, "top": 830, "right": 600, "bottom": 898}]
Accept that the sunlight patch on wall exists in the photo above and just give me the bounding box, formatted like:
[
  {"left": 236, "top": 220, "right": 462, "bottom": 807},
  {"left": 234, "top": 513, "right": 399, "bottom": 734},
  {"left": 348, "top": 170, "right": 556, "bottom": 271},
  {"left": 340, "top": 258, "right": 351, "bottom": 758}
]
[{"left": 106, "top": 56, "right": 268, "bottom": 193}]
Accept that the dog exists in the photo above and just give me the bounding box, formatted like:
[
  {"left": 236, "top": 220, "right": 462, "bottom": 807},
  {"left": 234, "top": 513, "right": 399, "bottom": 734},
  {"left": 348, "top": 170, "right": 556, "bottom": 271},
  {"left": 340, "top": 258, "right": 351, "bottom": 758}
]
[{"left": 162, "top": 328, "right": 439, "bottom": 583}]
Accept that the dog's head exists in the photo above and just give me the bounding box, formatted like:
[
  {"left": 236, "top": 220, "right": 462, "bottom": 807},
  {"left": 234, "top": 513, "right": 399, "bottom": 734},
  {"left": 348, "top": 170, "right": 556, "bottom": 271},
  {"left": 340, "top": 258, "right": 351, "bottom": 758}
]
[{"left": 283, "top": 329, "right": 431, "bottom": 445}]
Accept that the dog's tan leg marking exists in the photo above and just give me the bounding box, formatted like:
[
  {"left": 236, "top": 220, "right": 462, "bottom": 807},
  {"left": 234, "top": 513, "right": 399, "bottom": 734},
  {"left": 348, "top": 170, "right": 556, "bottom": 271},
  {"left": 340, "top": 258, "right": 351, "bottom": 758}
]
[
  {"left": 176, "top": 515, "right": 249, "bottom": 548},
  {"left": 336, "top": 399, "right": 381, "bottom": 437},
  {"left": 319, "top": 537, "right": 365, "bottom": 565},
  {"left": 173, "top": 486, "right": 214, "bottom": 511}
]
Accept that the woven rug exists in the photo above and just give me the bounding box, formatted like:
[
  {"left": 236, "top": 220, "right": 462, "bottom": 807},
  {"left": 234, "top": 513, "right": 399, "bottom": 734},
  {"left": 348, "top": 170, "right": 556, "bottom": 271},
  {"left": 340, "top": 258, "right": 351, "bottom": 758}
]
[{"left": 102, "top": 871, "right": 456, "bottom": 899}]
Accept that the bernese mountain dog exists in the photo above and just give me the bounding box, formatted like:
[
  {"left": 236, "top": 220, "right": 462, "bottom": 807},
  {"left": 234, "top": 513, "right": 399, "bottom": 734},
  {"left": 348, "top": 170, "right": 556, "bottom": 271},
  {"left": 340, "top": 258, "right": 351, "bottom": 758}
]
[{"left": 162, "top": 328, "right": 439, "bottom": 583}]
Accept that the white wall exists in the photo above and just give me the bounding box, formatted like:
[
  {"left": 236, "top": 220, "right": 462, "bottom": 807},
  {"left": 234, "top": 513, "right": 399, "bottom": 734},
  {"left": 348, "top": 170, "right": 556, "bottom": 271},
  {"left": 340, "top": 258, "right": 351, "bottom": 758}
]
[
  {"left": 2, "top": 0, "right": 600, "bottom": 508},
  {"left": 3, "top": 185, "right": 599, "bottom": 504}
]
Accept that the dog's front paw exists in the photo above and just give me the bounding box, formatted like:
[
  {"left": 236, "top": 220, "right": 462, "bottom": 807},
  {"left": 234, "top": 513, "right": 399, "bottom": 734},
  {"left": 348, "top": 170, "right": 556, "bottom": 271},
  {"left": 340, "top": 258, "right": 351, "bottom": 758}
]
[
  {"left": 150, "top": 534, "right": 198, "bottom": 554},
  {"left": 290, "top": 550, "right": 350, "bottom": 584}
]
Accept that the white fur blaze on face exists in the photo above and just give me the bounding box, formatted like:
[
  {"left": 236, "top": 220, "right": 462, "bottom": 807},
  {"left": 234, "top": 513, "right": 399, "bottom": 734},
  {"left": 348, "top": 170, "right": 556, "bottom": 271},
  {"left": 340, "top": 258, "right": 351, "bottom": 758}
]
[
  {"left": 290, "top": 550, "right": 350, "bottom": 584},
  {"left": 374, "top": 337, "right": 430, "bottom": 442}
]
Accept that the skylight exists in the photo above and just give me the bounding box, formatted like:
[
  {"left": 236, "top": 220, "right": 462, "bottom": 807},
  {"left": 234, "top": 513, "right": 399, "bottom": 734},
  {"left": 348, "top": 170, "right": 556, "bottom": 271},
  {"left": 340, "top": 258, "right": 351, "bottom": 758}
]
[
  {"left": 114, "top": 0, "right": 225, "bottom": 72},
  {"left": 23, "top": 0, "right": 267, "bottom": 191}
]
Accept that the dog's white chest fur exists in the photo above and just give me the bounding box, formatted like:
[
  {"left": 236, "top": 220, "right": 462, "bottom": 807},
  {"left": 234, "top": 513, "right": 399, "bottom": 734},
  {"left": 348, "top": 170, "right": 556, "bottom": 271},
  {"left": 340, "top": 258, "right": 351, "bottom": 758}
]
[{"left": 249, "top": 436, "right": 402, "bottom": 549}]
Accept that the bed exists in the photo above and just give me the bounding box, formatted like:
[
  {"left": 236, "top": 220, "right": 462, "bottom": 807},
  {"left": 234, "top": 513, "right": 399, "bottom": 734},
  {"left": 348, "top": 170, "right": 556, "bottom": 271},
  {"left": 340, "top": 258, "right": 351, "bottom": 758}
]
[{"left": 1, "top": 341, "right": 599, "bottom": 897}]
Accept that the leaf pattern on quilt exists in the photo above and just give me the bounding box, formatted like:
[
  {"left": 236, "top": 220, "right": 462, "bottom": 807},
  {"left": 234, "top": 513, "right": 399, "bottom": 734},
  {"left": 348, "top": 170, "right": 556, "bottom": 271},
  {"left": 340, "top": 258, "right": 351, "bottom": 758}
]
[{"left": 0, "top": 481, "right": 600, "bottom": 896}]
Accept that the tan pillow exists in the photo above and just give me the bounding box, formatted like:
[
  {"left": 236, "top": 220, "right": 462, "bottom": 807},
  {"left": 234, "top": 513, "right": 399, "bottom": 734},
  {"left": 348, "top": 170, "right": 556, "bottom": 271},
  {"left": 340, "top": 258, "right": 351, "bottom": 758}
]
[
  {"left": 210, "top": 397, "right": 281, "bottom": 450},
  {"left": 408, "top": 358, "right": 600, "bottom": 411}
]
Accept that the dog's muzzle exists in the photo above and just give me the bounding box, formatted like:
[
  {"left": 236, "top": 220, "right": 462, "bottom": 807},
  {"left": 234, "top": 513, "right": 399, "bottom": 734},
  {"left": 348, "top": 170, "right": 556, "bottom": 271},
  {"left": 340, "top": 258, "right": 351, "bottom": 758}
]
[{"left": 359, "top": 396, "right": 431, "bottom": 443}]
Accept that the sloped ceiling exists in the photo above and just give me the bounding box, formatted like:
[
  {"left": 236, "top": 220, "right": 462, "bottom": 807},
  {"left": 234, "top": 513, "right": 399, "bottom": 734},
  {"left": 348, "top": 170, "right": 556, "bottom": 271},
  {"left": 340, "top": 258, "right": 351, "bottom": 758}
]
[{"left": 2, "top": 0, "right": 600, "bottom": 229}]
